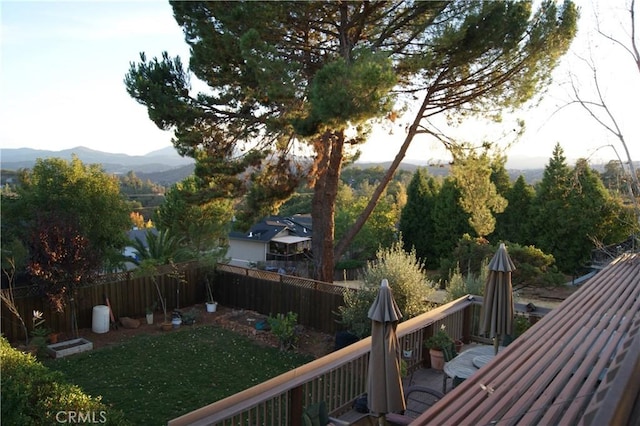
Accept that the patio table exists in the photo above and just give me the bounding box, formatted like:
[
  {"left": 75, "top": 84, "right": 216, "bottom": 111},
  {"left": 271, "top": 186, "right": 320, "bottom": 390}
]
[{"left": 442, "top": 345, "right": 503, "bottom": 393}]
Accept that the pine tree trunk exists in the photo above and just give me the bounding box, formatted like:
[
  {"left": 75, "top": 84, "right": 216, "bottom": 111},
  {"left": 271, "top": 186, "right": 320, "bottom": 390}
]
[
  {"left": 334, "top": 85, "right": 434, "bottom": 260},
  {"left": 311, "top": 131, "right": 345, "bottom": 283}
]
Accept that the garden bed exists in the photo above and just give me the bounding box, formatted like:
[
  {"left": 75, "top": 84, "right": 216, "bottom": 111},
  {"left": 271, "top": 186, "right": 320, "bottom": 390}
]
[{"left": 46, "top": 338, "right": 93, "bottom": 358}]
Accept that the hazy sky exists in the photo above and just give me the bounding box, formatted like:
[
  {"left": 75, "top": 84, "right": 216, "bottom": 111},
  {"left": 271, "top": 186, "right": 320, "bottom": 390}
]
[{"left": 1, "top": 1, "right": 638, "bottom": 169}]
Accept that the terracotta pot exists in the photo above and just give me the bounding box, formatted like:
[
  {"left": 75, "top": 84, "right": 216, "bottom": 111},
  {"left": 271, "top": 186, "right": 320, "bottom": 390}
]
[
  {"left": 48, "top": 333, "right": 60, "bottom": 344},
  {"left": 429, "top": 348, "right": 445, "bottom": 370},
  {"left": 455, "top": 340, "right": 463, "bottom": 353},
  {"left": 161, "top": 322, "right": 173, "bottom": 331}
]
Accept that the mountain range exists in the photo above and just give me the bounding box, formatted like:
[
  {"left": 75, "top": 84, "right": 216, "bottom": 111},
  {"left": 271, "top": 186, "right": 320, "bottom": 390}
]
[
  {"left": 0, "top": 146, "right": 195, "bottom": 174},
  {"left": 2, "top": 145, "right": 623, "bottom": 186}
]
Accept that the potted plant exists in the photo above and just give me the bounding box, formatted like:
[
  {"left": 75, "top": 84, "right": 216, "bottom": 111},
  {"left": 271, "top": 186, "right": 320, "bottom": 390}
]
[
  {"left": 182, "top": 308, "right": 198, "bottom": 325},
  {"left": 424, "top": 324, "right": 454, "bottom": 370},
  {"left": 145, "top": 301, "right": 157, "bottom": 325},
  {"left": 205, "top": 277, "right": 217, "bottom": 313},
  {"left": 403, "top": 339, "right": 415, "bottom": 359},
  {"left": 48, "top": 331, "right": 61, "bottom": 344},
  {"left": 171, "top": 310, "right": 182, "bottom": 328}
]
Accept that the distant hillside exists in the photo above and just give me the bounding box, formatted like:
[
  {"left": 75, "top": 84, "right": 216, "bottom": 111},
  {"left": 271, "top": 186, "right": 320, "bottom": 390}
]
[
  {"left": 351, "top": 160, "right": 547, "bottom": 184},
  {"left": 2, "top": 146, "right": 633, "bottom": 187},
  {"left": 0, "top": 146, "right": 194, "bottom": 175},
  {"left": 136, "top": 164, "right": 195, "bottom": 186}
]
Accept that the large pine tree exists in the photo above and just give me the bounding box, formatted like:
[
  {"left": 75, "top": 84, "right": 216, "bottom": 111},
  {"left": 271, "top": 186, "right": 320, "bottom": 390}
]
[{"left": 126, "top": 1, "right": 578, "bottom": 281}]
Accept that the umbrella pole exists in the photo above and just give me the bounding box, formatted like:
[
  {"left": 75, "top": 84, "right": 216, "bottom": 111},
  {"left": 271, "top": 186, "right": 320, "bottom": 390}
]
[{"left": 494, "top": 334, "right": 500, "bottom": 355}]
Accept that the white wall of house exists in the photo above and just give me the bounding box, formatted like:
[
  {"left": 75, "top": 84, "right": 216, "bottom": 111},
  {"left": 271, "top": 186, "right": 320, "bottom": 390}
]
[{"left": 227, "top": 239, "right": 267, "bottom": 266}]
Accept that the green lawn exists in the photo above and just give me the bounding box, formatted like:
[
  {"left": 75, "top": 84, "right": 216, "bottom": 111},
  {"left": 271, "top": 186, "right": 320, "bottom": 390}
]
[{"left": 45, "top": 325, "right": 313, "bottom": 425}]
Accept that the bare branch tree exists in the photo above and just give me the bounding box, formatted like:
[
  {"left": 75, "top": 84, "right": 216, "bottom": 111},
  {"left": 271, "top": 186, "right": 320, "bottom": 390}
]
[{"left": 563, "top": 0, "right": 640, "bottom": 227}]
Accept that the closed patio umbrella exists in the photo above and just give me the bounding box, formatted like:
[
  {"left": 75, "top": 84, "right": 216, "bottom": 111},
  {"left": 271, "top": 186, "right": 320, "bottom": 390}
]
[
  {"left": 481, "top": 243, "right": 516, "bottom": 355},
  {"left": 367, "top": 279, "right": 406, "bottom": 417}
]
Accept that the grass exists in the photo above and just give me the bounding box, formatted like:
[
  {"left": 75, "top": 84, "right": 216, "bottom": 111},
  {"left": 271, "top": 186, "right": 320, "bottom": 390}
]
[{"left": 45, "top": 325, "right": 313, "bottom": 425}]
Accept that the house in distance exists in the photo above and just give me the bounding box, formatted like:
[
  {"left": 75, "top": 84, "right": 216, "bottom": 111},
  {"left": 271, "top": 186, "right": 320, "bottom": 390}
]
[{"left": 227, "top": 215, "right": 312, "bottom": 272}]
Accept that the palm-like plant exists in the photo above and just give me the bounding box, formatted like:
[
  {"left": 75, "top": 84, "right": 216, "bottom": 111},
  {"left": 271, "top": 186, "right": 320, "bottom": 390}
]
[
  {"left": 130, "top": 229, "right": 190, "bottom": 266},
  {"left": 130, "top": 229, "right": 191, "bottom": 324}
]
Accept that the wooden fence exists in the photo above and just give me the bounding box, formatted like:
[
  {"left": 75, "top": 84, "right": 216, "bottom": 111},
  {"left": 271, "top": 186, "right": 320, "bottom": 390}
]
[
  {"left": 1, "top": 262, "right": 209, "bottom": 343},
  {"left": 1, "top": 262, "right": 348, "bottom": 343},
  {"left": 214, "top": 264, "right": 347, "bottom": 334}
]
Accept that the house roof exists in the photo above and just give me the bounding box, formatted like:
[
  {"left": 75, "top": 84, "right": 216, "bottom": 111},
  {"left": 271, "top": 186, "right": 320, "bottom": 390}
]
[
  {"left": 229, "top": 215, "right": 312, "bottom": 243},
  {"left": 414, "top": 252, "right": 640, "bottom": 426},
  {"left": 126, "top": 227, "right": 158, "bottom": 248}
]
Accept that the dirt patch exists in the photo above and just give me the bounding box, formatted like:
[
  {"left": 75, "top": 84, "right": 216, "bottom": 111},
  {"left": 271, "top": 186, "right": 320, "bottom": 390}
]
[{"left": 68, "top": 304, "right": 335, "bottom": 359}]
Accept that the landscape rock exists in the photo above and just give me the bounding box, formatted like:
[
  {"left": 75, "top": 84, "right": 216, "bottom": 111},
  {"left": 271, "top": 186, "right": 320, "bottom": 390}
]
[{"left": 120, "top": 317, "right": 140, "bottom": 329}]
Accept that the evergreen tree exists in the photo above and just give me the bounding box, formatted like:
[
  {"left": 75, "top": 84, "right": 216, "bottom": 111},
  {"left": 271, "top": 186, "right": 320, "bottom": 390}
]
[
  {"left": 532, "top": 146, "right": 633, "bottom": 272},
  {"left": 490, "top": 156, "right": 512, "bottom": 197},
  {"left": 600, "top": 160, "right": 626, "bottom": 194},
  {"left": 532, "top": 144, "right": 574, "bottom": 271},
  {"left": 492, "top": 175, "right": 535, "bottom": 244},
  {"left": 431, "top": 178, "right": 473, "bottom": 265},
  {"left": 155, "top": 176, "right": 233, "bottom": 257},
  {"left": 399, "top": 169, "right": 440, "bottom": 268},
  {"left": 561, "top": 159, "right": 636, "bottom": 270}
]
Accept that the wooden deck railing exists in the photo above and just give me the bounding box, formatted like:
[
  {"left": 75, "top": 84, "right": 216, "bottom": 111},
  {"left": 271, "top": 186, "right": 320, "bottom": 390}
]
[
  {"left": 169, "top": 296, "right": 476, "bottom": 426},
  {"left": 169, "top": 294, "right": 549, "bottom": 426}
]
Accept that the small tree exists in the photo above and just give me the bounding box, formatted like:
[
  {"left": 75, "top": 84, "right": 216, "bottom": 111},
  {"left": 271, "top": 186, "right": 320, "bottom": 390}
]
[
  {"left": 2, "top": 156, "right": 131, "bottom": 272},
  {"left": 362, "top": 239, "right": 436, "bottom": 319},
  {"left": 0, "top": 258, "right": 29, "bottom": 346},
  {"left": 267, "top": 312, "right": 299, "bottom": 351},
  {"left": 337, "top": 238, "right": 436, "bottom": 338},
  {"left": 27, "top": 213, "right": 100, "bottom": 338}
]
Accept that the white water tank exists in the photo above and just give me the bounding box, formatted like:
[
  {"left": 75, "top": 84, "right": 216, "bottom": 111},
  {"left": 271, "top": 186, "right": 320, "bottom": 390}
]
[{"left": 92, "top": 305, "right": 110, "bottom": 334}]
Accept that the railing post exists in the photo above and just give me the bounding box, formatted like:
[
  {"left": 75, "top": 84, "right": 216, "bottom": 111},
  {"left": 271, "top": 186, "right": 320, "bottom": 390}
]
[
  {"left": 462, "top": 303, "right": 473, "bottom": 343},
  {"left": 290, "top": 385, "right": 303, "bottom": 426}
]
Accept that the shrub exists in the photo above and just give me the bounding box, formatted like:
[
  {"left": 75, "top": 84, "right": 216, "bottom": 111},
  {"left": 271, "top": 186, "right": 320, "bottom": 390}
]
[
  {"left": 444, "top": 262, "right": 487, "bottom": 302},
  {"left": 442, "top": 239, "right": 566, "bottom": 291},
  {"left": 440, "top": 234, "right": 494, "bottom": 278},
  {"left": 508, "top": 244, "right": 564, "bottom": 289},
  {"left": 513, "top": 315, "right": 531, "bottom": 338},
  {"left": 337, "top": 239, "right": 436, "bottom": 338},
  {"left": 337, "top": 286, "right": 379, "bottom": 339},
  {"left": 0, "top": 337, "right": 129, "bottom": 425},
  {"left": 268, "top": 312, "right": 299, "bottom": 351}
]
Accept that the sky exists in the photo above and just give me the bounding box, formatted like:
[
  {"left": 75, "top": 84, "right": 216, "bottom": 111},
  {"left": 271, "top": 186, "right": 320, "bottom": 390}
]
[{"left": 1, "top": 0, "right": 638, "bottom": 169}]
